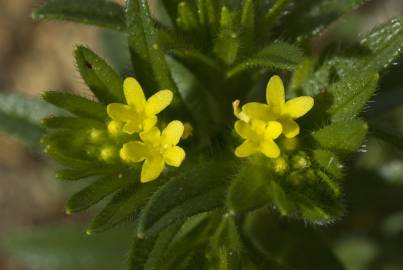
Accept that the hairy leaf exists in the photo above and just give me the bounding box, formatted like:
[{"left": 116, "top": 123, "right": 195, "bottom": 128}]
[
  {"left": 126, "top": 0, "right": 180, "bottom": 103},
  {"left": 75, "top": 46, "right": 124, "bottom": 104},
  {"left": 32, "top": 0, "right": 126, "bottom": 31},
  {"left": 88, "top": 181, "right": 159, "bottom": 234},
  {"left": 227, "top": 42, "right": 304, "bottom": 78},
  {"left": 137, "top": 160, "right": 233, "bottom": 237},
  {"left": 66, "top": 172, "right": 133, "bottom": 213},
  {"left": 327, "top": 73, "right": 379, "bottom": 122},
  {"left": 312, "top": 119, "right": 368, "bottom": 156},
  {"left": 43, "top": 91, "right": 107, "bottom": 120},
  {"left": 43, "top": 116, "right": 104, "bottom": 130}
]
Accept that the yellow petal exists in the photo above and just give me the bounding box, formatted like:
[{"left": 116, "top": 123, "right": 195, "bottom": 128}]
[
  {"left": 145, "top": 90, "right": 173, "bottom": 116},
  {"left": 164, "top": 146, "right": 186, "bottom": 167},
  {"left": 234, "top": 120, "right": 254, "bottom": 139},
  {"left": 260, "top": 140, "right": 280, "bottom": 158},
  {"left": 242, "top": 102, "right": 273, "bottom": 121},
  {"left": 120, "top": 141, "right": 148, "bottom": 162},
  {"left": 143, "top": 115, "right": 158, "bottom": 132},
  {"left": 264, "top": 121, "right": 282, "bottom": 139},
  {"left": 235, "top": 140, "right": 258, "bottom": 157},
  {"left": 250, "top": 119, "right": 266, "bottom": 133},
  {"left": 284, "top": 96, "right": 314, "bottom": 118},
  {"left": 266, "top": 75, "right": 285, "bottom": 115},
  {"left": 161, "top": 120, "right": 184, "bottom": 146},
  {"left": 141, "top": 157, "right": 165, "bottom": 182},
  {"left": 123, "top": 119, "right": 142, "bottom": 134},
  {"left": 282, "top": 118, "right": 300, "bottom": 138},
  {"left": 140, "top": 126, "right": 161, "bottom": 145},
  {"left": 124, "top": 77, "right": 146, "bottom": 109},
  {"left": 107, "top": 104, "right": 134, "bottom": 121}
]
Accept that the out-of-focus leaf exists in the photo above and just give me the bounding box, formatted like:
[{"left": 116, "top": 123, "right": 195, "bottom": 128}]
[
  {"left": 1, "top": 223, "right": 131, "bottom": 270},
  {"left": 137, "top": 160, "right": 233, "bottom": 237},
  {"left": 75, "top": 46, "right": 124, "bottom": 104},
  {"left": 312, "top": 119, "right": 368, "bottom": 156},
  {"left": 360, "top": 17, "right": 403, "bottom": 73},
  {"left": 43, "top": 91, "right": 107, "bottom": 121},
  {"left": 32, "top": 0, "right": 126, "bottom": 31},
  {"left": 371, "top": 127, "right": 403, "bottom": 153},
  {"left": 243, "top": 209, "right": 347, "bottom": 270},
  {"left": 227, "top": 42, "right": 304, "bottom": 78},
  {"left": 43, "top": 116, "right": 104, "bottom": 130},
  {"left": 0, "top": 92, "right": 58, "bottom": 148}
]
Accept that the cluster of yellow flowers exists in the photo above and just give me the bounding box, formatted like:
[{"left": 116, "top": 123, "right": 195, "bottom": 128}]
[
  {"left": 107, "top": 78, "right": 186, "bottom": 183},
  {"left": 106, "top": 75, "right": 313, "bottom": 183},
  {"left": 233, "top": 75, "right": 314, "bottom": 159}
]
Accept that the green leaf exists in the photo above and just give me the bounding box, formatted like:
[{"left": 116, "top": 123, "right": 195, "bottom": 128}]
[
  {"left": 227, "top": 157, "right": 343, "bottom": 224},
  {"left": 360, "top": 17, "right": 403, "bottom": 73},
  {"left": 137, "top": 160, "right": 233, "bottom": 237},
  {"left": 66, "top": 172, "right": 133, "bottom": 213},
  {"left": 371, "top": 127, "right": 403, "bottom": 152},
  {"left": 227, "top": 42, "right": 303, "bottom": 78},
  {"left": 327, "top": 73, "right": 379, "bottom": 122},
  {"left": 43, "top": 91, "right": 107, "bottom": 121},
  {"left": 213, "top": 6, "right": 240, "bottom": 65},
  {"left": 1, "top": 223, "right": 131, "bottom": 270},
  {"left": 44, "top": 145, "right": 97, "bottom": 169},
  {"left": 197, "top": 0, "right": 219, "bottom": 36},
  {"left": 88, "top": 181, "right": 159, "bottom": 234},
  {"left": 32, "top": 0, "right": 126, "bottom": 31},
  {"left": 313, "top": 149, "right": 344, "bottom": 179},
  {"left": 43, "top": 116, "right": 104, "bottom": 130},
  {"left": 75, "top": 46, "right": 124, "bottom": 104},
  {"left": 126, "top": 0, "right": 181, "bottom": 105},
  {"left": 240, "top": 0, "right": 255, "bottom": 49},
  {"left": 143, "top": 221, "right": 184, "bottom": 270},
  {"left": 176, "top": 2, "right": 200, "bottom": 32},
  {"left": 312, "top": 119, "right": 368, "bottom": 156},
  {"left": 243, "top": 209, "right": 347, "bottom": 270},
  {"left": 56, "top": 167, "right": 116, "bottom": 181},
  {"left": 226, "top": 160, "right": 292, "bottom": 214},
  {"left": 0, "top": 92, "right": 58, "bottom": 148}
]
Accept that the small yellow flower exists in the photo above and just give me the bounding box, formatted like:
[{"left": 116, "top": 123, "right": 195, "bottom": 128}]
[
  {"left": 107, "top": 77, "right": 173, "bottom": 134},
  {"left": 234, "top": 119, "right": 282, "bottom": 158},
  {"left": 234, "top": 75, "right": 314, "bottom": 138},
  {"left": 120, "top": 120, "right": 186, "bottom": 182}
]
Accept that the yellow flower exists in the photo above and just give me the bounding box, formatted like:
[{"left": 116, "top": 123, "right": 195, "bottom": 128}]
[
  {"left": 234, "top": 119, "right": 282, "bottom": 158},
  {"left": 234, "top": 75, "right": 314, "bottom": 138},
  {"left": 120, "top": 120, "right": 186, "bottom": 182},
  {"left": 107, "top": 77, "right": 173, "bottom": 134}
]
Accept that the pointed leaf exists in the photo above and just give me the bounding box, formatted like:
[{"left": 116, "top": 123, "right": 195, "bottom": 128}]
[
  {"left": 227, "top": 42, "right": 303, "bottom": 78},
  {"left": 43, "top": 116, "right": 104, "bottom": 130},
  {"left": 43, "top": 91, "right": 107, "bottom": 120},
  {"left": 88, "top": 181, "right": 159, "bottom": 234},
  {"left": 126, "top": 0, "right": 180, "bottom": 104},
  {"left": 32, "top": 0, "right": 126, "bottom": 31},
  {"left": 137, "top": 160, "right": 233, "bottom": 237},
  {"left": 360, "top": 17, "right": 403, "bottom": 73},
  {"left": 327, "top": 73, "right": 379, "bottom": 122},
  {"left": 312, "top": 119, "right": 368, "bottom": 156},
  {"left": 75, "top": 46, "right": 124, "bottom": 103},
  {"left": 66, "top": 173, "right": 133, "bottom": 213}
]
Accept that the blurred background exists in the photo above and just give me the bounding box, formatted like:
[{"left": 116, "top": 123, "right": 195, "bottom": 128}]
[{"left": 0, "top": 0, "right": 402, "bottom": 269}]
